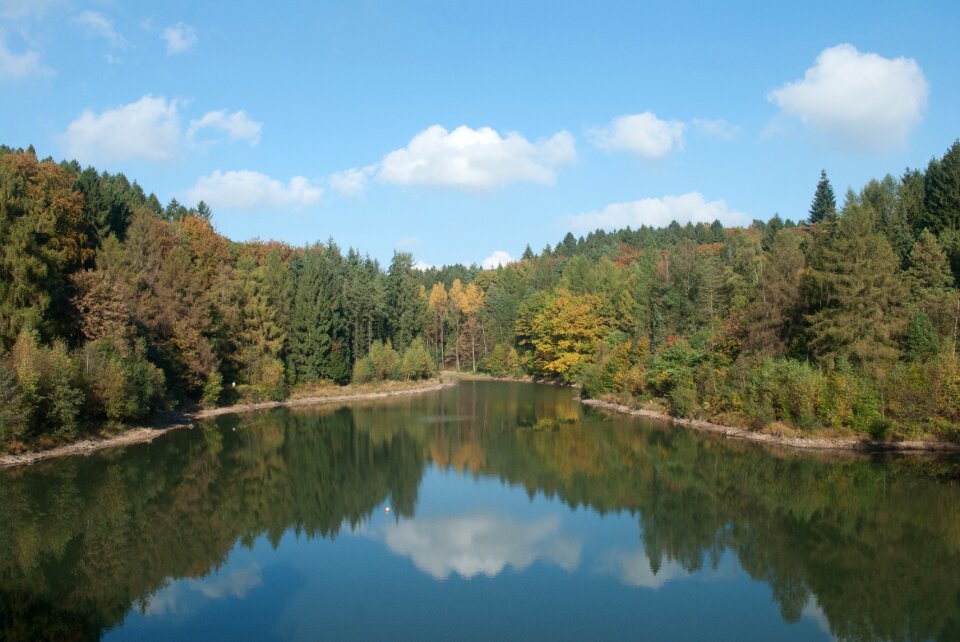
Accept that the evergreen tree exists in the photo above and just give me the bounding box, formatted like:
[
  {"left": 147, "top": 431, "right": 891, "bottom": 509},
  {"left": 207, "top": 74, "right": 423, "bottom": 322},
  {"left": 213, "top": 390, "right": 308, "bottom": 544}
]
[
  {"left": 923, "top": 140, "right": 960, "bottom": 234},
  {"left": 0, "top": 151, "right": 91, "bottom": 348},
  {"left": 744, "top": 229, "right": 806, "bottom": 358},
  {"left": 904, "top": 308, "right": 939, "bottom": 361},
  {"left": 386, "top": 252, "right": 423, "bottom": 352},
  {"left": 808, "top": 169, "right": 837, "bottom": 224},
  {"left": 287, "top": 245, "right": 351, "bottom": 384},
  {"left": 804, "top": 208, "right": 906, "bottom": 371}
]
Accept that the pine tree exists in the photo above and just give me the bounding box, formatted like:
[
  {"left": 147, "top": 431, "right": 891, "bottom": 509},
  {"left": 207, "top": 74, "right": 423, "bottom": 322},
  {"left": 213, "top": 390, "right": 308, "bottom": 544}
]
[
  {"left": 386, "top": 252, "right": 423, "bottom": 352},
  {"left": 287, "top": 245, "right": 350, "bottom": 384},
  {"left": 923, "top": 140, "right": 960, "bottom": 234},
  {"left": 808, "top": 169, "right": 837, "bottom": 224},
  {"left": 804, "top": 207, "right": 906, "bottom": 371},
  {"left": 907, "top": 230, "right": 958, "bottom": 343},
  {"left": 744, "top": 229, "right": 806, "bottom": 358}
]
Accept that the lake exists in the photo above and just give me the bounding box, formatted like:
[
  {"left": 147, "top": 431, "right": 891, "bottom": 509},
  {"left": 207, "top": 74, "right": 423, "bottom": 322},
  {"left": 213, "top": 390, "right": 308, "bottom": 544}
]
[{"left": 2, "top": 380, "right": 959, "bottom": 641}]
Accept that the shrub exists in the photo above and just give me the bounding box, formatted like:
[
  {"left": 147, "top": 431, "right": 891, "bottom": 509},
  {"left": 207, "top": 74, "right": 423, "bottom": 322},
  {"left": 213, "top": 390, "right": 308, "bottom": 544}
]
[
  {"left": 353, "top": 340, "right": 402, "bottom": 383},
  {"left": 0, "top": 364, "right": 24, "bottom": 449},
  {"left": 11, "top": 330, "right": 84, "bottom": 441},
  {"left": 401, "top": 337, "right": 435, "bottom": 380},
  {"left": 202, "top": 370, "right": 223, "bottom": 408},
  {"left": 483, "top": 343, "right": 522, "bottom": 378}
]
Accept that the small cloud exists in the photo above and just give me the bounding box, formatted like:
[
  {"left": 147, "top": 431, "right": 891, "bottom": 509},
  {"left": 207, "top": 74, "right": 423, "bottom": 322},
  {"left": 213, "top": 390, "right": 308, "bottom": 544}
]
[
  {"left": 481, "top": 250, "right": 514, "bottom": 270},
  {"left": 768, "top": 43, "right": 928, "bottom": 152},
  {"left": 597, "top": 548, "right": 690, "bottom": 590},
  {"left": 379, "top": 125, "right": 575, "bottom": 190},
  {"left": 381, "top": 512, "right": 581, "bottom": 580},
  {"left": 187, "top": 109, "right": 262, "bottom": 146},
  {"left": 0, "top": 35, "right": 53, "bottom": 79},
  {"left": 412, "top": 260, "right": 433, "bottom": 271},
  {"left": 330, "top": 164, "right": 377, "bottom": 196},
  {"left": 692, "top": 118, "right": 740, "bottom": 139},
  {"left": 185, "top": 170, "right": 323, "bottom": 210},
  {"left": 588, "top": 112, "right": 684, "bottom": 160},
  {"left": 62, "top": 95, "right": 180, "bottom": 164},
  {"left": 163, "top": 22, "right": 197, "bottom": 55},
  {"left": 0, "top": 0, "right": 63, "bottom": 20},
  {"left": 75, "top": 11, "right": 127, "bottom": 48},
  {"left": 569, "top": 192, "right": 744, "bottom": 232}
]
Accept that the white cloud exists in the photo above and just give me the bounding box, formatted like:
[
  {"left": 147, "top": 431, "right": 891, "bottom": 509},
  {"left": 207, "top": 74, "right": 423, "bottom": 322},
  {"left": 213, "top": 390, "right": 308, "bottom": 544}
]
[
  {"left": 598, "top": 548, "right": 690, "bottom": 589},
  {"left": 768, "top": 43, "right": 928, "bottom": 152},
  {"left": 145, "top": 564, "right": 262, "bottom": 617},
  {"left": 330, "top": 164, "right": 377, "bottom": 196},
  {"left": 802, "top": 596, "right": 836, "bottom": 639},
  {"left": 692, "top": 118, "right": 740, "bottom": 139},
  {"left": 63, "top": 96, "right": 261, "bottom": 164},
  {"left": 185, "top": 170, "right": 323, "bottom": 210},
  {"left": 412, "top": 260, "right": 433, "bottom": 271},
  {"left": 76, "top": 11, "right": 127, "bottom": 48},
  {"left": 63, "top": 95, "right": 180, "bottom": 164},
  {"left": 569, "top": 192, "right": 743, "bottom": 231},
  {"left": 0, "top": 0, "right": 62, "bottom": 20},
  {"left": 588, "top": 112, "right": 684, "bottom": 159},
  {"left": 0, "top": 35, "right": 52, "bottom": 79},
  {"left": 381, "top": 512, "right": 581, "bottom": 580},
  {"left": 163, "top": 22, "right": 197, "bottom": 54},
  {"left": 187, "top": 109, "right": 262, "bottom": 146},
  {"left": 481, "top": 250, "right": 514, "bottom": 270},
  {"left": 379, "top": 125, "right": 575, "bottom": 190}
]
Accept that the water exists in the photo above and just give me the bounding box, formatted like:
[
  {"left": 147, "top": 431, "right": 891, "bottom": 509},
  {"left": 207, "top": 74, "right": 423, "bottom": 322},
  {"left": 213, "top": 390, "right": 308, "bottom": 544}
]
[{"left": 2, "top": 381, "right": 959, "bottom": 641}]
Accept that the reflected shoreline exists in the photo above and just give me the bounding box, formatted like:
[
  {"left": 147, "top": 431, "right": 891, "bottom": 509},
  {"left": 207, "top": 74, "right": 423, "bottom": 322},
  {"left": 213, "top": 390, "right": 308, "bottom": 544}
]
[{"left": 0, "top": 380, "right": 454, "bottom": 470}]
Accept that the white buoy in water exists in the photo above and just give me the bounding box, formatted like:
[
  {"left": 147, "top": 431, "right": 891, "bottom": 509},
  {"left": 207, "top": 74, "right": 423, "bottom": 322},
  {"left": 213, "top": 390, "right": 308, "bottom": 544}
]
[{"left": 385, "top": 506, "right": 391, "bottom": 514}]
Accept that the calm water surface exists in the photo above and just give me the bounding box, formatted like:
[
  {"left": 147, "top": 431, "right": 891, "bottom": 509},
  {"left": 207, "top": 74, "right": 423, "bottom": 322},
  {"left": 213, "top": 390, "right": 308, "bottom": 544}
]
[{"left": 2, "top": 381, "right": 960, "bottom": 641}]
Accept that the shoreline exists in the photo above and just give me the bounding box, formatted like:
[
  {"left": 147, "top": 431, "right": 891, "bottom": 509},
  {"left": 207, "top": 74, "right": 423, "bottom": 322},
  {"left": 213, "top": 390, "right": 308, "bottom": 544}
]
[
  {"left": 442, "top": 370, "right": 579, "bottom": 387},
  {"left": 580, "top": 398, "right": 960, "bottom": 454},
  {"left": 0, "top": 380, "right": 455, "bottom": 469}
]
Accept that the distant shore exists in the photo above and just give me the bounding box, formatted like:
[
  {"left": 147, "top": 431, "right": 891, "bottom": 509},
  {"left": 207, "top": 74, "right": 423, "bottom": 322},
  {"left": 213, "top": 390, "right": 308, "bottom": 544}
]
[
  {"left": 580, "top": 398, "right": 960, "bottom": 454},
  {"left": 0, "top": 379, "right": 455, "bottom": 469}
]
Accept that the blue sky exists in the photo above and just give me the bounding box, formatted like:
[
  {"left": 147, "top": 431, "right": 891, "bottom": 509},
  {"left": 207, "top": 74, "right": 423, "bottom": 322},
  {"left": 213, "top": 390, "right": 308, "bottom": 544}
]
[{"left": 2, "top": 1, "right": 958, "bottom": 268}]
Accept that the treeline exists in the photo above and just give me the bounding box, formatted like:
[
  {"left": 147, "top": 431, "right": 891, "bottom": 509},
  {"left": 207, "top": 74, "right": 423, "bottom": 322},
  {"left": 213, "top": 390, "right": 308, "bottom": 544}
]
[{"left": 2, "top": 140, "right": 960, "bottom": 449}]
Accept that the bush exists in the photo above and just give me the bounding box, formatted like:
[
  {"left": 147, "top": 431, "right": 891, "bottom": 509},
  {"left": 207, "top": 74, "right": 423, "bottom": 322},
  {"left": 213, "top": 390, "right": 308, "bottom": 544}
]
[
  {"left": 401, "top": 337, "right": 435, "bottom": 380},
  {"left": 83, "top": 338, "right": 167, "bottom": 422},
  {"left": 352, "top": 340, "right": 402, "bottom": 383},
  {"left": 668, "top": 380, "right": 698, "bottom": 417},
  {"left": 11, "top": 330, "right": 84, "bottom": 441},
  {"left": 0, "top": 364, "right": 24, "bottom": 449},
  {"left": 483, "top": 343, "right": 522, "bottom": 378},
  {"left": 202, "top": 370, "right": 223, "bottom": 408},
  {"left": 744, "top": 358, "right": 822, "bottom": 430}
]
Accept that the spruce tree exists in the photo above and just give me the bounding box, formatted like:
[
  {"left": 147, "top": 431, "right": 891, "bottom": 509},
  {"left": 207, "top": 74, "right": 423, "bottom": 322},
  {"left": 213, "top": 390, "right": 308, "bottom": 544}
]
[
  {"left": 923, "top": 140, "right": 960, "bottom": 234},
  {"left": 804, "top": 207, "right": 906, "bottom": 371},
  {"left": 808, "top": 169, "right": 837, "bottom": 224}
]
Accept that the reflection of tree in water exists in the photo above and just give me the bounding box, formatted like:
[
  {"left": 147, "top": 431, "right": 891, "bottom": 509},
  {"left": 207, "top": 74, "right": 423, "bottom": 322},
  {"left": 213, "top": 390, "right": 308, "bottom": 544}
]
[
  {"left": 0, "top": 405, "right": 426, "bottom": 640},
  {"left": 1, "top": 381, "right": 959, "bottom": 641}
]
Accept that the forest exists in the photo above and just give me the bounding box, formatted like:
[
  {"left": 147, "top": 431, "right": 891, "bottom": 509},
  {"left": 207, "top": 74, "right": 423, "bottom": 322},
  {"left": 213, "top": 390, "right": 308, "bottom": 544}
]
[{"left": 1, "top": 140, "right": 959, "bottom": 451}]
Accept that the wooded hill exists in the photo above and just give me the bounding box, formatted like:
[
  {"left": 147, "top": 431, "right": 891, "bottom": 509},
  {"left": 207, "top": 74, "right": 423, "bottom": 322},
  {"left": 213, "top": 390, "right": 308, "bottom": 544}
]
[{"left": 1, "top": 140, "right": 959, "bottom": 450}]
